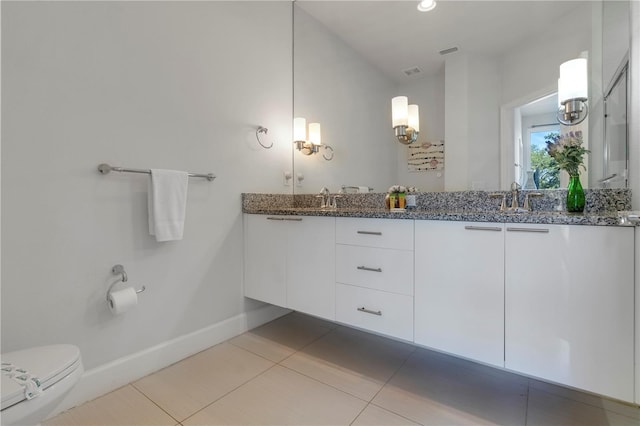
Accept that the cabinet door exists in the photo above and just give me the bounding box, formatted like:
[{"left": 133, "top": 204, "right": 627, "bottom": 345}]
[
  {"left": 505, "top": 224, "right": 634, "bottom": 402},
  {"left": 243, "top": 215, "right": 287, "bottom": 307},
  {"left": 287, "top": 216, "right": 336, "bottom": 320},
  {"left": 415, "top": 221, "right": 505, "bottom": 367}
]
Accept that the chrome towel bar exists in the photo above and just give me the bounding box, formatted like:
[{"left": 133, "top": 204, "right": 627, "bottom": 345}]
[{"left": 98, "top": 163, "right": 216, "bottom": 181}]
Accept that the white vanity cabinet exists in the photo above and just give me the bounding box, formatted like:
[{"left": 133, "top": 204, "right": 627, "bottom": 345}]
[
  {"left": 335, "top": 217, "right": 414, "bottom": 341},
  {"left": 414, "top": 221, "right": 505, "bottom": 367},
  {"left": 243, "top": 214, "right": 336, "bottom": 320},
  {"left": 504, "top": 224, "right": 634, "bottom": 402},
  {"left": 244, "top": 210, "right": 636, "bottom": 403}
]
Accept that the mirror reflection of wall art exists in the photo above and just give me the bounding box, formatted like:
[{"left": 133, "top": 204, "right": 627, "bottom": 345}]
[{"left": 407, "top": 141, "right": 444, "bottom": 172}]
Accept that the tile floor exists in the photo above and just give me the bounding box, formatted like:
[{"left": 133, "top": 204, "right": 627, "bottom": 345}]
[{"left": 45, "top": 312, "right": 640, "bottom": 425}]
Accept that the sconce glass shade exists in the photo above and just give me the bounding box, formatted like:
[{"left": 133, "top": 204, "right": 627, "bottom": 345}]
[
  {"left": 559, "top": 58, "right": 588, "bottom": 102},
  {"left": 557, "top": 58, "right": 588, "bottom": 125},
  {"left": 293, "top": 117, "right": 307, "bottom": 142},
  {"left": 392, "top": 96, "right": 408, "bottom": 128},
  {"left": 308, "top": 122, "right": 321, "bottom": 145},
  {"left": 408, "top": 104, "right": 420, "bottom": 132}
]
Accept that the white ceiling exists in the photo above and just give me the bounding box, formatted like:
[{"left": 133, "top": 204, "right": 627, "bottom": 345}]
[{"left": 295, "top": 0, "right": 589, "bottom": 84}]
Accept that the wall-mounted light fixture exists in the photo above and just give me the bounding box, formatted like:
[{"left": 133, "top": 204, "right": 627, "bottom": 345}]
[
  {"left": 391, "top": 96, "right": 420, "bottom": 145},
  {"left": 557, "top": 58, "right": 588, "bottom": 125},
  {"left": 294, "top": 117, "right": 334, "bottom": 160}
]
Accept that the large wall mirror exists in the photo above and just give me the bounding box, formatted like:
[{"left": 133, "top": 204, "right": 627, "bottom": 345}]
[{"left": 293, "top": 0, "right": 631, "bottom": 194}]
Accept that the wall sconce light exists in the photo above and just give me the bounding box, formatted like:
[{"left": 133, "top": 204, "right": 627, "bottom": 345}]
[
  {"left": 294, "top": 117, "right": 334, "bottom": 160},
  {"left": 557, "top": 58, "right": 588, "bottom": 125},
  {"left": 391, "top": 96, "right": 420, "bottom": 144}
]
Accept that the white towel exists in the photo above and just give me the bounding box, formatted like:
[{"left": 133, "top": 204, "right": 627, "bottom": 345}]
[
  {"left": 358, "top": 186, "right": 369, "bottom": 193},
  {"left": 148, "top": 169, "right": 189, "bottom": 242}
]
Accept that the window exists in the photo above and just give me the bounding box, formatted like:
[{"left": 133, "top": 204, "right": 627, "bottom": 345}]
[{"left": 529, "top": 126, "right": 560, "bottom": 189}]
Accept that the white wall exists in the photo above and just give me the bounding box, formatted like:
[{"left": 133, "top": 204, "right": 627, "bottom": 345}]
[
  {"left": 444, "top": 53, "right": 500, "bottom": 191},
  {"left": 396, "top": 69, "right": 446, "bottom": 192},
  {"left": 294, "top": 7, "right": 397, "bottom": 194},
  {"left": 1, "top": 0, "right": 292, "bottom": 374}
]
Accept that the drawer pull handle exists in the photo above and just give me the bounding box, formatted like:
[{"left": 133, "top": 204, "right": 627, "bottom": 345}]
[
  {"left": 464, "top": 225, "right": 502, "bottom": 232},
  {"left": 357, "top": 307, "right": 382, "bottom": 316},
  {"left": 357, "top": 231, "right": 382, "bottom": 235},
  {"left": 357, "top": 266, "right": 382, "bottom": 273},
  {"left": 284, "top": 218, "right": 303, "bottom": 221},
  {"left": 266, "top": 217, "right": 285, "bottom": 221},
  {"left": 506, "top": 227, "right": 549, "bottom": 233}
]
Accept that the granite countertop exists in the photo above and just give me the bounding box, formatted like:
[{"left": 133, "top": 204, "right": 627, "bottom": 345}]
[
  {"left": 242, "top": 206, "right": 626, "bottom": 226},
  {"left": 242, "top": 191, "right": 633, "bottom": 226}
]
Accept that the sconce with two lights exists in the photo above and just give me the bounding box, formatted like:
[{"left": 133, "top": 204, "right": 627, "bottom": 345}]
[
  {"left": 293, "top": 117, "right": 334, "bottom": 160},
  {"left": 391, "top": 96, "right": 420, "bottom": 145},
  {"left": 557, "top": 57, "right": 588, "bottom": 125}
]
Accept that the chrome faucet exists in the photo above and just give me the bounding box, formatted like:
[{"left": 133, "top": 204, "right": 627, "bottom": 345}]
[
  {"left": 491, "top": 182, "right": 543, "bottom": 212},
  {"left": 317, "top": 187, "right": 330, "bottom": 208},
  {"left": 510, "top": 182, "right": 521, "bottom": 210}
]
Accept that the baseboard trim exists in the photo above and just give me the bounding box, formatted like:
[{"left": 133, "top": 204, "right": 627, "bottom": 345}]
[{"left": 50, "top": 304, "right": 290, "bottom": 418}]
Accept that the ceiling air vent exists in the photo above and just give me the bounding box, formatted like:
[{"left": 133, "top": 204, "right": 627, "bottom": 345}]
[
  {"left": 403, "top": 66, "right": 422, "bottom": 76},
  {"left": 439, "top": 47, "right": 459, "bottom": 55}
]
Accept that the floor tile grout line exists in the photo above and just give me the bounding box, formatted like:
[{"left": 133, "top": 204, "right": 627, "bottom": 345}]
[
  {"left": 277, "top": 362, "right": 373, "bottom": 404},
  {"left": 367, "top": 402, "right": 427, "bottom": 426},
  {"left": 274, "top": 323, "right": 337, "bottom": 365},
  {"left": 128, "top": 382, "right": 183, "bottom": 424},
  {"left": 348, "top": 402, "right": 371, "bottom": 426},
  {"left": 178, "top": 362, "right": 280, "bottom": 424},
  {"left": 360, "top": 345, "right": 423, "bottom": 423},
  {"left": 227, "top": 339, "right": 288, "bottom": 364},
  {"left": 371, "top": 344, "right": 418, "bottom": 401}
]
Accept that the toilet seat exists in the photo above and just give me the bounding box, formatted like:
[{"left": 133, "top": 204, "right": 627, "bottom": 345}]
[{"left": 1, "top": 345, "right": 82, "bottom": 411}]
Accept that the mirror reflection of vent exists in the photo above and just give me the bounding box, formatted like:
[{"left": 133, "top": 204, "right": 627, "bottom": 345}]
[
  {"left": 439, "top": 47, "right": 459, "bottom": 55},
  {"left": 403, "top": 67, "right": 422, "bottom": 76}
]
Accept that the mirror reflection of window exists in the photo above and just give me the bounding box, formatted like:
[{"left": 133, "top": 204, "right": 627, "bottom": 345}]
[
  {"left": 517, "top": 93, "right": 559, "bottom": 189},
  {"left": 529, "top": 126, "right": 560, "bottom": 189}
]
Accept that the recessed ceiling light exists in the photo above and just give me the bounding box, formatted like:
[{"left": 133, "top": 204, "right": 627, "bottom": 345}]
[{"left": 417, "top": 0, "right": 437, "bottom": 12}]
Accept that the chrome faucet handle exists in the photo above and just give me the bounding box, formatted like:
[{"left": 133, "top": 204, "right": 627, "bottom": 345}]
[
  {"left": 315, "top": 194, "right": 327, "bottom": 208},
  {"left": 523, "top": 192, "right": 544, "bottom": 211},
  {"left": 489, "top": 193, "right": 506, "bottom": 211},
  {"left": 510, "top": 181, "right": 521, "bottom": 191},
  {"left": 330, "top": 194, "right": 344, "bottom": 209}
]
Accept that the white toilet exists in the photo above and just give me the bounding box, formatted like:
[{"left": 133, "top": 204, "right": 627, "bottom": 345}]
[{"left": 1, "top": 345, "right": 83, "bottom": 426}]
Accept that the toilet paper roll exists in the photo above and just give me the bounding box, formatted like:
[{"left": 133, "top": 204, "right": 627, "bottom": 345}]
[{"left": 108, "top": 287, "right": 138, "bottom": 315}]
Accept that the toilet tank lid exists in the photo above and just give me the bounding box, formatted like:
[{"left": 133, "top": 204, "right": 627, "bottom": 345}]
[{"left": 1, "top": 344, "right": 81, "bottom": 410}]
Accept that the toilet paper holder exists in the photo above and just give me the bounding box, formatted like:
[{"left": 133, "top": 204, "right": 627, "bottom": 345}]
[{"left": 106, "top": 264, "right": 146, "bottom": 302}]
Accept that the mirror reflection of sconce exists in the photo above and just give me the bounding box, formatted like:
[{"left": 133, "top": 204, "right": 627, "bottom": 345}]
[
  {"left": 293, "top": 117, "right": 334, "bottom": 160},
  {"left": 557, "top": 58, "right": 588, "bottom": 125},
  {"left": 391, "top": 96, "right": 420, "bottom": 145}
]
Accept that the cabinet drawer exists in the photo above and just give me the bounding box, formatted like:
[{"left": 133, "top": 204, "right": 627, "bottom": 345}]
[
  {"left": 336, "top": 244, "right": 413, "bottom": 295},
  {"left": 335, "top": 283, "right": 413, "bottom": 341},
  {"left": 336, "top": 218, "right": 413, "bottom": 250}
]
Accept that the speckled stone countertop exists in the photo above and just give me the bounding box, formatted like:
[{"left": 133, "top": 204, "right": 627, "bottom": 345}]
[{"left": 242, "top": 190, "right": 633, "bottom": 226}]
